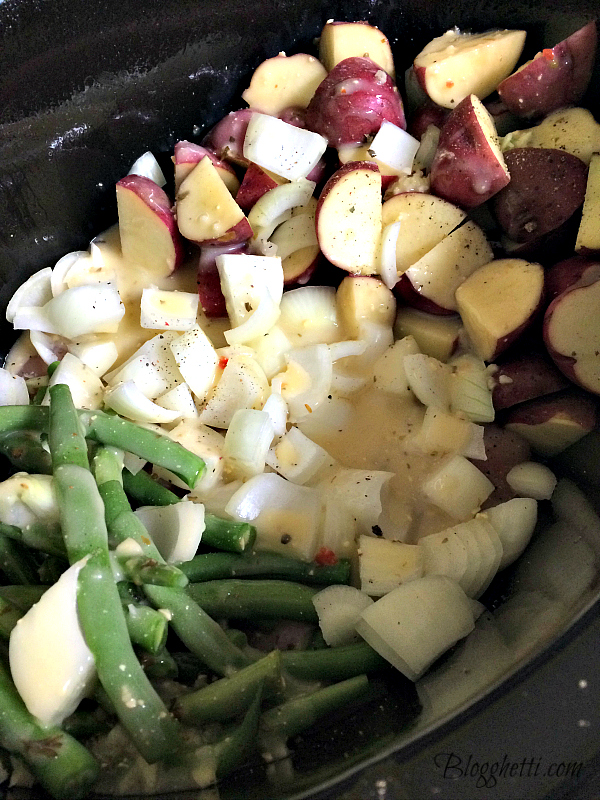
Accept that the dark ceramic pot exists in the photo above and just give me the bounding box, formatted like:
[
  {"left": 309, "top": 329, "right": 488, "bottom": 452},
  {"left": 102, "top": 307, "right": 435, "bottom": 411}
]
[{"left": 0, "top": 1, "right": 599, "bottom": 798}]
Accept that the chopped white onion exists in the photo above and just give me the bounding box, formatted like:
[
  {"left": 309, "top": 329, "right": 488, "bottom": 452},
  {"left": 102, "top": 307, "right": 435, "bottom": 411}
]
[
  {"left": 199, "top": 352, "right": 268, "bottom": 429},
  {"left": 107, "top": 331, "right": 183, "bottom": 399},
  {"left": 169, "top": 326, "right": 219, "bottom": 402},
  {"left": 42, "top": 353, "right": 104, "bottom": 410},
  {"left": 481, "top": 498, "right": 537, "bottom": 570},
  {"left": 243, "top": 114, "right": 327, "bottom": 180},
  {"left": 248, "top": 180, "right": 316, "bottom": 239},
  {"left": 506, "top": 462, "right": 557, "bottom": 501},
  {"left": 134, "top": 501, "right": 205, "bottom": 562},
  {"left": 224, "top": 409, "right": 274, "bottom": 479},
  {"left": 449, "top": 354, "right": 495, "bottom": 423},
  {"left": 250, "top": 325, "right": 293, "bottom": 380},
  {"left": 51, "top": 253, "right": 87, "bottom": 297},
  {"left": 12, "top": 306, "right": 58, "bottom": 335},
  {"left": 266, "top": 426, "right": 334, "bottom": 485},
  {"left": 372, "top": 336, "right": 420, "bottom": 396},
  {"left": 319, "top": 467, "right": 393, "bottom": 537},
  {"left": 140, "top": 288, "right": 199, "bottom": 331},
  {"left": 269, "top": 212, "right": 318, "bottom": 261},
  {"left": 369, "top": 121, "right": 420, "bottom": 174},
  {"left": 29, "top": 330, "right": 67, "bottom": 366},
  {"left": 422, "top": 455, "right": 494, "bottom": 521},
  {"left": 358, "top": 535, "right": 424, "bottom": 596},
  {"left": 224, "top": 292, "right": 281, "bottom": 346},
  {"left": 0, "top": 369, "right": 29, "bottom": 406},
  {"left": 43, "top": 283, "right": 125, "bottom": 339},
  {"left": 63, "top": 245, "right": 114, "bottom": 289},
  {"left": 68, "top": 337, "right": 119, "bottom": 377},
  {"left": 319, "top": 495, "right": 357, "bottom": 560},
  {"left": 104, "top": 380, "right": 181, "bottom": 424},
  {"left": 128, "top": 151, "right": 167, "bottom": 187},
  {"left": 297, "top": 394, "right": 353, "bottom": 441},
  {"left": 312, "top": 585, "right": 374, "bottom": 646},
  {"left": 216, "top": 253, "right": 284, "bottom": 326},
  {"left": 403, "top": 353, "right": 452, "bottom": 409},
  {"left": 330, "top": 368, "right": 369, "bottom": 397},
  {"left": 6, "top": 269, "right": 53, "bottom": 323},
  {"left": 328, "top": 340, "right": 367, "bottom": 361},
  {"left": 155, "top": 383, "right": 199, "bottom": 420},
  {"left": 279, "top": 286, "right": 340, "bottom": 347},
  {"left": 273, "top": 344, "right": 333, "bottom": 422},
  {"left": 378, "top": 221, "right": 402, "bottom": 289},
  {"left": 262, "top": 391, "right": 288, "bottom": 438},
  {"left": 156, "top": 420, "right": 225, "bottom": 494}
]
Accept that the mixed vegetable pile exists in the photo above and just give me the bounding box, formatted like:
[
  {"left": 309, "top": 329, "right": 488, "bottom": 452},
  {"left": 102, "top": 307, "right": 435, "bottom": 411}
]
[{"left": 0, "top": 14, "right": 598, "bottom": 798}]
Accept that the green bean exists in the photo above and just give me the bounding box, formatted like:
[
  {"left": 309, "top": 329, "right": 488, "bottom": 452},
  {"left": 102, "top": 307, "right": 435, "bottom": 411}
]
[
  {"left": 174, "top": 650, "right": 283, "bottom": 725},
  {"left": 143, "top": 584, "right": 250, "bottom": 677},
  {"left": 0, "top": 431, "right": 52, "bottom": 474},
  {"left": 48, "top": 385, "right": 89, "bottom": 470},
  {"left": 118, "top": 555, "right": 189, "bottom": 589},
  {"left": 281, "top": 641, "right": 388, "bottom": 681},
  {"left": 0, "top": 585, "right": 46, "bottom": 611},
  {"left": 202, "top": 514, "right": 256, "bottom": 554},
  {"left": 0, "top": 405, "right": 205, "bottom": 488},
  {"left": 0, "top": 519, "right": 66, "bottom": 559},
  {"left": 123, "top": 603, "right": 168, "bottom": 654},
  {"left": 260, "top": 674, "right": 370, "bottom": 744},
  {"left": 180, "top": 551, "right": 351, "bottom": 585},
  {"left": 0, "top": 658, "right": 99, "bottom": 799},
  {"left": 0, "top": 534, "right": 40, "bottom": 585},
  {"left": 0, "top": 596, "right": 23, "bottom": 639},
  {"left": 98, "top": 481, "right": 163, "bottom": 560},
  {"left": 186, "top": 579, "right": 319, "bottom": 622},
  {"left": 91, "top": 445, "right": 124, "bottom": 485},
  {"left": 122, "top": 468, "right": 180, "bottom": 507},
  {"left": 138, "top": 649, "right": 179, "bottom": 681}
]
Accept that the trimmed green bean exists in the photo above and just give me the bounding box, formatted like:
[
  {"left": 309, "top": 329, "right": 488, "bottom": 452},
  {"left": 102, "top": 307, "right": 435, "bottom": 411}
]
[
  {"left": 0, "top": 596, "right": 23, "bottom": 639},
  {"left": 186, "top": 579, "right": 319, "bottom": 622},
  {"left": 0, "top": 431, "right": 52, "bottom": 474},
  {"left": 123, "top": 603, "right": 168, "bottom": 654},
  {"left": 0, "top": 534, "right": 40, "bottom": 585},
  {"left": 281, "top": 641, "right": 388, "bottom": 681},
  {"left": 0, "top": 658, "right": 99, "bottom": 799},
  {"left": 143, "top": 584, "right": 250, "bottom": 676},
  {"left": 122, "top": 468, "right": 180, "bottom": 507},
  {"left": 174, "top": 650, "right": 283, "bottom": 725},
  {"left": 202, "top": 514, "right": 256, "bottom": 554},
  {"left": 118, "top": 555, "right": 189, "bottom": 589},
  {"left": 48, "top": 385, "right": 89, "bottom": 470},
  {"left": 0, "top": 519, "right": 66, "bottom": 559},
  {"left": 180, "top": 551, "right": 351, "bottom": 585},
  {"left": 98, "top": 481, "right": 163, "bottom": 560}
]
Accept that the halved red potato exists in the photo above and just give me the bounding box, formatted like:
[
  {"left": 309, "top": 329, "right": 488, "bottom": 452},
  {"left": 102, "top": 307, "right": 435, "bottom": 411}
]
[
  {"left": 397, "top": 220, "right": 493, "bottom": 314},
  {"left": 116, "top": 175, "right": 184, "bottom": 279},
  {"left": 338, "top": 142, "right": 400, "bottom": 192},
  {"left": 473, "top": 424, "right": 532, "bottom": 506},
  {"left": 545, "top": 255, "right": 600, "bottom": 302},
  {"left": 413, "top": 28, "right": 526, "bottom": 109},
  {"left": 173, "top": 141, "right": 239, "bottom": 193},
  {"left": 305, "top": 57, "right": 405, "bottom": 147},
  {"left": 543, "top": 264, "right": 600, "bottom": 395},
  {"left": 407, "top": 104, "right": 448, "bottom": 140},
  {"left": 513, "top": 107, "right": 600, "bottom": 167},
  {"left": 316, "top": 162, "right": 382, "bottom": 274},
  {"left": 505, "top": 391, "right": 598, "bottom": 457},
  {"left": 497, "top": 21, "right": 597, "bottom": 119},
  {"left": 393, "top": 307, "right": 462, "bottom": 362},
  {"left": 241, "top": 53, "right": 327, "bottom": 116},
  {"left": 336, "top": 275, "right": 396, "bottom": 339},
  {"left": 492, "top": 351, "right": 569, "bottom": 411},
  {"left": 319, "top": 21, "right": 396, "bottom": 78},
  {"left": 235, "top": 164, "right": 286, "bottom": 212},
  {"left": 381, "top": 192, "right": 466, "bottom": 276},
  {"left": 176, "top": 157, "right": 252, "bottom": 245},
  {"left": 201, "top": 108, "right": 253, "bottom": 166},
  {"left": 576, "top": 153, "right": 600, "bottom": 256},
  {"left": 430, "top": 95, "right": 510, "bottom": 209},
  {"left": 455, "top": 258, "right": 545, "bottom": 361},
  {"left": 493, "top": 148, "right": 588, "bottom": 244}
]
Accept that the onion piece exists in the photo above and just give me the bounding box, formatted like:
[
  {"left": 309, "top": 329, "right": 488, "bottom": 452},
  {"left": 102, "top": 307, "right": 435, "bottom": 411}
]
[
  {"left": 266, "top": 426, "right": 334, "bottom": 485},
  {"left": 330, "top": 368, "right": 369, "bottom": 397},
  {"left": 29, "top": 330, "right": 68, "bottom": 366},
  {"left": 378, "top": 221, "right": 402, "bottom": 289},
  {"left": 155, "top": 383, "right": 199, "bottom": 420},
  {"left": 6, "top": 268, "right": 53, "bottom": 323},
  {"left": 51, "top": 253, "right": 87, "bottom": 297},
  {"left": 224, "top": 292, "right": 281, "bottom": 346},
  {"left": 278, "top": 286, "right": 340, "bottom": 347},
  {"left": 134, "top": 501, "right": 205, "bottom": 563},
  {"left": 199, "top": 352, "right": 269, "bottom": 429},
  {"left": 319, "top": 467, "right": 394, "bottom": 537},
  {"left": 273, "top": 344, "right": 333, "bottom": 422},
  {"left": 104, "top": 381, "right": 181, "bottom": 424},
  {"left": 328, "top": 340, "right": 367, "bottom": 361},
  {"left": 63, "top": 245, "right": 114, "bottom": 289},
  {"left": 216, "top": 253, "right": 284, "bottom": 326},
  {"left": 262, "top": 391, "right": 288, "bottom": 438},
  {"left": 355, "top": 575, "right": 475, "bottom": 681},
  {"left": 0, "top": 369, "right": 29, "bottom": 406},
  {"left": 312, "top": 585, "right": 374, "bottom": 646},
  {"left": 243, "top": 114, "right": 327, "bottom": 180},
  {"left": 169, "top": 326, "right": 219, "bottom": 402},
  {"left": 506, "top": 462, "right": 557, "bottom": 501},
  {"left": 449, "top": 354, "right": 495, "bottom": 423},
  {"left": 403, "top": 353, "right": 452, "bottom": 409},
  {"left": 12, "top": 306, "right": 58, "bottom": 335},
  {"left": 248, "top": 180, "right": 315, "bottom": 239},
  {"left": 482, "top": 498, "right": 537, "bottom": 570},
  {"left": 358, "top": 535, "right": 424, "bottom": 596},
  {"left": 128, "top": 151, "right": 167, "bottom": 187},
  {"left": 319, "top": 495, "right": 357, "bottom": 560},
  {"left": 372, "top": 336, "right": 420, "bottom": 396},
  {"left": 68, "top": 337, "right": 119, "bottom": 377},
  {"left": 156, "top": 420, "right": 225, "bottom": 494},
  {"left": 250, "top": 325, "right": 293, "bottom": 380},
  {"left": 140, "top": 288, "right": 199, "bottom": 331},
  {"left": 107, "top": 331, "right": 182, "bottom": 399},
  {"left": 43, "top": 283, "right": 125, "bottom": 339},
  {"left": 370, "top": 121, "right": 420, "bottom": 175},
  {"left": 269, "top": 212, "right": 318, "bottom": 261},
  {"left": 422, "top": 455, "right": 494, "bottom": 521},
  {"left": 42, "top": 353, "right": 104, "bottom": 411},
  {"left": 298, "top": 394, "right": 353, "bottom": 442},
  {"left": 224, "top": 409, "right": 274, "bottom": 479}
]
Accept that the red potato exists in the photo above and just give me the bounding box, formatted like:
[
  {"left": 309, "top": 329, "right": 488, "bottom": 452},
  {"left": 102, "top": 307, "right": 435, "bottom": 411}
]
[
  {"left": 241, "top": 53, "right": 327, "bottom": 116},
  {"left": 319, "top": 21, "right": 396, "bottom": 78},
  {"left": 497, "top": 21, "right": 597, "bottom": 119},
  {"left": 201, "top": 108, "right": 253, "bottom": 166},
  {"left": 413, "top": 28, "right": 526, "bottom": 110},
  {"left": 492, "top": 351, "right": 570, "bottom": 411},
  {"left": 545, "top": 255, "right": 600, "bottom": 302},
  {"left": 315, "top": 161, "right": 382, "bottom": 275},
  {"left": 576, "top": 152, "right": 600, "bottom": 256},
  {"left": 407, "top": 104, "right": 448, "bottom": 140},
  {"left": 455, "top": 258, "right": 545, "bottom": 362},
  {"left": 493, "top": 148, "right": 588, "bottom": 244},
  {"left": 197, "top": 242, "right": 247, "bottom": 317},
  {"left": 279, "top": 107, "right": 307, "bottom": 128},
  {"left": 173, "top": 141, "right": 239, "bottom": 194},
  {"left": 397, "top": 219, "right": 493, "bottom": 314},
  {"left": 543, "top": 264, "right": 600, "bottom": 395},
  {"left": 305, "top": 57, "right": 405, "bottom": 148},
  {"left": 505, "top": 391, "right": 598, "bottom": 457},
  {"left": 472, "top": 424, "right": 532, "bottom": 506},
  {"left": 176, "top": 156, "right": 252, "bottom": 245},
  {"left": 282, "top": 245, "right": 321, "bottom": 286},
  {"left": 337, "top": 143, "right": 398, "bottom": 191},
  {"left": 430, "top": 95, "right": 510, "bottom": 209},
  {"left": 336, "top": 275, "right": 396, "bottom": 338},
  {"left": 116, "top": 175, "right": 184, "bottom": 278},
  {"left": 393, "top": 307, "right": 462, "bottom": 362},
  {"left": 235, "top": 164, "right": 286, "bottom": 212}
]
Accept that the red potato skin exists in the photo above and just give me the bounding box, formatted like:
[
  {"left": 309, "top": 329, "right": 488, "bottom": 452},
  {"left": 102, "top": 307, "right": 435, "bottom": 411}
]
[
  {"left": 174, "top": 141, "right": 235, "bottom": 173},
  {"left": 429, "top": 95, "right": 510, "bottom": 209},
  {"left": 393, "top": 275, "right": 457, "bottom": 315},
  {"left": 116, "top": 174, "right": 185, "bottom": 270},
  {"left": 201, "top": 108, "right": 253, "bottom": 166},
  {"left": 505, "top": 390, "right": 598, "bottom": 430},
  {"left": 407, "top": 104, "right": 448, "bottom": 140},
  {"left": 278, "top": 106, "right": 307, "bottom": 128},
  {"left": 472, "top": 424, "right": 532, "bottom": 507},
  {"left": 493, "top": 148, "right": 588, "bottom": 244},
  {"left": 305, "top": 57, "right": 406, "bottom": 148},
  {"left": 545, "top": 256, "right": 600, "bottom": 302},
  {"left": 498, "top": 21, "right": 598, "bottom": 119},
  {"left": 235, "top": 164, "right": 281, "bottom": 212},
  {"left": 197, "top": 242, "right": 247, "bottom": 317},
  {"left": 492, "top": 351, "right": 570, "bottom": 411}
]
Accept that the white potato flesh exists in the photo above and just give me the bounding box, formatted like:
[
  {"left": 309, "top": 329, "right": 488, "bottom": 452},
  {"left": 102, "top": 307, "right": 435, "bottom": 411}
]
[
  {"left": 319, "top": 21, "right": 396, "bottom": 77},
  {"left": 422, "top": 455, "right": 494, "bottom": 520},
  {"left": 576, "top": 153, "right": 600, "bottom": 253},
  {"left": 140, "top": 288, "right": 199, "bottom": 331},
  {"left": 372, "top": 336, "right": 420, "bottom": 396},
  {"left": 9, "top": 558, "right": 96, "bottom": 726},
  {"left": 216, "top": 253, "right": 284, "bottom": 327},
  {"left": 393, "top": 309, "right": 462, "bottom": 364},
  {"left": 68, "top": 337, "right": 119, "bottom": 377},
  {"left": 358, "top": 535, "right": 424, "bottom": 596},
  {"left": 506, "top": 462, "right": 557, "bottom": 501},
  {"left": 242, "top": 53, "right": 327, "bottom": 115}
]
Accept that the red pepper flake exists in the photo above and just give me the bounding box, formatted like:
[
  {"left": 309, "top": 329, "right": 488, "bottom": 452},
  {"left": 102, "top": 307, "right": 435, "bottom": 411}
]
[
  {"left": 315, "top": 547, "right": 338, "bottom": 566},
  {"left": 218, "top": 356, "right": 229, "bottom": 370},
  {"left": 445, "top": 80, "right": 454, "bottom": 88},
  {"left": 542, "top": 48, "right": 555, "bottom": 60}
]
